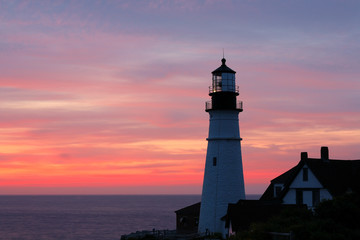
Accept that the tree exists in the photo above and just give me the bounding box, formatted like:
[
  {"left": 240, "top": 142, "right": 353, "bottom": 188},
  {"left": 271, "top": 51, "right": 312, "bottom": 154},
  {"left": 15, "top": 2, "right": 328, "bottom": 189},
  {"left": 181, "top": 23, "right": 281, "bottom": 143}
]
[{"left": 230, "top": 193, "right": 360, "bottom": 240}]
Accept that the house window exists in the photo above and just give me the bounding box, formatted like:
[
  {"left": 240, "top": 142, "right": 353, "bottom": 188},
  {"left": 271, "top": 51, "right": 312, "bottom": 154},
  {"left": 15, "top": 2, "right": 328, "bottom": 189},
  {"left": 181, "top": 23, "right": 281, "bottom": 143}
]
[
  {"left": 213, "top": 157, "right": 217, "bottom": 166},
  {"left": 275, "top": 186, "right": 282, "bottom": 197},
  {"left": 273, "top": 184, "right": 284, "bottom": 197},
  {"left": 303, "top": 168, "right": 308, "bottom": 181},
  {"left": 312, "top": 189, "right": 320, "bottom": 206},
  {"left": 296, "top": 190, "right": 303, "bottom": 205}
]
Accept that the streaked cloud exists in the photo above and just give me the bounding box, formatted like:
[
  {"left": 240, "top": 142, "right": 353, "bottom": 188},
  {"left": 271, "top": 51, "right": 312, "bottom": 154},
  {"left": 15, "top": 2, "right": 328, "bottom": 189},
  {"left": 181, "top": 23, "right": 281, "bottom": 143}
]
[{"left": 0, "top": 0, "right": 359, "bottom": 194}]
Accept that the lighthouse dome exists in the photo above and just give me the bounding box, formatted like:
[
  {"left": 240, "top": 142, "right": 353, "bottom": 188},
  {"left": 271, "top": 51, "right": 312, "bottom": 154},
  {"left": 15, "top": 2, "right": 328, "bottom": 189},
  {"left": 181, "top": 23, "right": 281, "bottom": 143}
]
[{"left": 211, "top": 58, "right": 236, "bottom": 74}]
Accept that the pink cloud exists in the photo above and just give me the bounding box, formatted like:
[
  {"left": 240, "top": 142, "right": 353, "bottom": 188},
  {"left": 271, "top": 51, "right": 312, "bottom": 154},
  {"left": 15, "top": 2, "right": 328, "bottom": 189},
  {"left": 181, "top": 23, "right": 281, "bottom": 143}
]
[{"left": 0, "top": 1, "right": 359, "bottom": 195}]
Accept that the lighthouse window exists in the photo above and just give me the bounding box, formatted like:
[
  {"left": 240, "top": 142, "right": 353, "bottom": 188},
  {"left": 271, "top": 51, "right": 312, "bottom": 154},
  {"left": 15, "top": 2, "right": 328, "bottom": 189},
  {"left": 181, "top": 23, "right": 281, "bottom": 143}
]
[
  {"left": 213, "top": 157, "right": 217, "bottom": 166},
  {"left": 212, "top": 75, "right": 222, "bottom": 92},
  {"left": 221, "top": 73, "right": 235, "bottom": 92}
]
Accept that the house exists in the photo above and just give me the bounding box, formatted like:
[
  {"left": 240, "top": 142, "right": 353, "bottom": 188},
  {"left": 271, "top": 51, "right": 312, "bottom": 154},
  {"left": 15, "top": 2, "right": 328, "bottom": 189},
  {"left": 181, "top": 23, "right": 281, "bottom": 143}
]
[
  {"left": 175, "top": 202, "right": 201, "bottom": 234},
  {"left": 175, "top": 146, "right": 360, "bottom": 236},
  {"left": 260, "top": 146, "right": 360, "bottom": 208},
  {"left": 223, "top": 146, "right": 360, "bottom": 236}
]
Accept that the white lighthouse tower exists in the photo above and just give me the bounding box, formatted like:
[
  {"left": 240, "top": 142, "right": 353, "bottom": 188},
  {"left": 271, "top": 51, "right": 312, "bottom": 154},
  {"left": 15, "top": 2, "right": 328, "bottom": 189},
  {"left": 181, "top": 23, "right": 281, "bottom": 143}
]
[{"left": 198, "top": 58, "right": 246, "bottom": 236}]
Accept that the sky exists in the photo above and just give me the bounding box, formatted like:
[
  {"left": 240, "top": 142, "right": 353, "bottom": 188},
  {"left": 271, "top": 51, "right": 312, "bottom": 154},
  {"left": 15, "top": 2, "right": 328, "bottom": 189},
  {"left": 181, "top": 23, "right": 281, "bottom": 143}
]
[{"left": 0, "top": 0, "right": 359, "bottom": 195}]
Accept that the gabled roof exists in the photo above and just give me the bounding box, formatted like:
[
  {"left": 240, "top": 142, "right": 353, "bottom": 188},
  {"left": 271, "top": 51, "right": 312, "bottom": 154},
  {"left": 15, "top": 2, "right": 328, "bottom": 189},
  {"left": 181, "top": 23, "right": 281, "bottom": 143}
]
[
  {"left": 175, "top": 202, "right": 200, "bottom": 215},
  {"left": 260, "top": 165, "right": 298, "bottom": 201},
  {"left": 305, "top": 159, "right": 360, "bottom": 196},
  {"left": 260, "top": 151, "right": 360, "bottom": 201}
]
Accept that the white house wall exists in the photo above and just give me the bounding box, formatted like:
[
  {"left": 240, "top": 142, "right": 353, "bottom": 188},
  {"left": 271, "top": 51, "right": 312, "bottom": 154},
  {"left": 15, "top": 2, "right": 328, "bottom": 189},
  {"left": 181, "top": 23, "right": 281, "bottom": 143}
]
[
  {"left": 289, "top": 164, "right": 322, "bottom": 188},
  {"left": 282, "top": 189, "right": 296, "bottom": 204},
  {"left": 283, "top": 188, "right": 332, "bottom": 205},
  {"left": 303, "top": 191, "right": 312, "bottom": 206},
  {"left": 282, "top": 164, "right": 333, "bottom": 207}
]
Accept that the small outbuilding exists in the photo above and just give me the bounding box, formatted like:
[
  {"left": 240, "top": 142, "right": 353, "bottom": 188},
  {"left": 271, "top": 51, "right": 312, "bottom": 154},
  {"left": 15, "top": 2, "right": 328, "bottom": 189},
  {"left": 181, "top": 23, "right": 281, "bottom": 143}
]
[{"left": 175, "top": 202, "right": 200, "bottom": 234}]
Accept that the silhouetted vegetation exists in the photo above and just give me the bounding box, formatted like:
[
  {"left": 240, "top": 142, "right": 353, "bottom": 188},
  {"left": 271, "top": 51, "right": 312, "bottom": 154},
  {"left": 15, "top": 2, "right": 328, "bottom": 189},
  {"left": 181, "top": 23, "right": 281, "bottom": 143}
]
[
  {"left": 230, "top": 193, "right": 360, "bottom": 240},
  {"left": 126, "top": 235, "right": 157, "bottom": 240}
]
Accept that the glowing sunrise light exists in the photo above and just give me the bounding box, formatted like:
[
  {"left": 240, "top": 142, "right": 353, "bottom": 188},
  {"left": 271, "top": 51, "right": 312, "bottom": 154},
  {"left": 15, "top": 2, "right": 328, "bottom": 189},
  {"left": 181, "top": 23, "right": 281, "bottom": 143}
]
[
  {"left": 123, "top": 140, "right": 206, "bottom": 153},
  {"left": 0, "top": 1, "right": 359, "bottom": 195},
  {"left": 0, "top": 100, "right": 97, "bottom": 110}
]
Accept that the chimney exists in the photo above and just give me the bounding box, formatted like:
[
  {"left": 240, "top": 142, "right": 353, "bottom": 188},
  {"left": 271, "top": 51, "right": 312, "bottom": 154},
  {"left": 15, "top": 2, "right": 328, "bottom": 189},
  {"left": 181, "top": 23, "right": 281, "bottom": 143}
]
[
  {"left": 301, "top": 152, "right": 308, "bottom": 160},
  {"left": 321, "top": 146, "right": 329, "bottom": 162}
]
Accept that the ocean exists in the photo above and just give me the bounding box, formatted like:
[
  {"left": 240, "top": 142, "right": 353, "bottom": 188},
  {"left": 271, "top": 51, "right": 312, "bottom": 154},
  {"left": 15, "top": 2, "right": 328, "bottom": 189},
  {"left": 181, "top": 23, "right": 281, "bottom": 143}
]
[{"left": 0, "top": 195, "right": 260, "bottom": 240}]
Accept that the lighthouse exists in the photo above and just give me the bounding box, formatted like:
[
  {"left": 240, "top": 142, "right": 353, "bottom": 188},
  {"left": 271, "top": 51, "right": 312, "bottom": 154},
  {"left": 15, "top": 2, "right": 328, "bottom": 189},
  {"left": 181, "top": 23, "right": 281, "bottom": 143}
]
[{"left": 198, "top": 58, "right": 246, "bottom": 236}]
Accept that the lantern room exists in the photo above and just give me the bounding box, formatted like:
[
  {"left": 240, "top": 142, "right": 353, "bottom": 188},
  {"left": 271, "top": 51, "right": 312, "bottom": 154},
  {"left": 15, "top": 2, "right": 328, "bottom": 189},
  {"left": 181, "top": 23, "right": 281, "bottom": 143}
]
[
  {"left": 206, "top": 58, "right": 242, "bottom": 112},
  {"left": 210, "top": 58, "right": 238, "bottom": 94}
]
